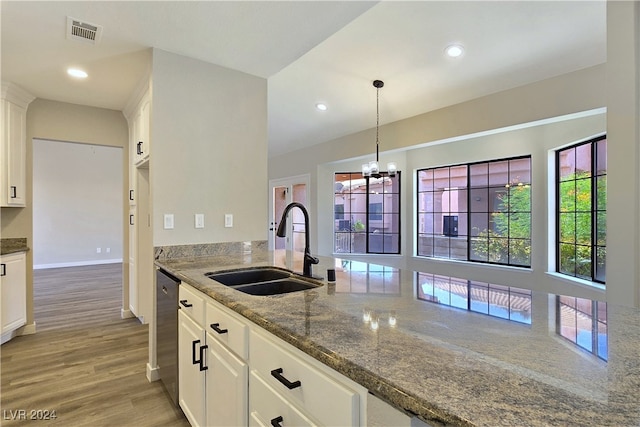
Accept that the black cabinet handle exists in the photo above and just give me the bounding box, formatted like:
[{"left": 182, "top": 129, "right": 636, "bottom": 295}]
[
  {"left": 199, "top": 345, "right": 208, "bottom": 371},
  {"left": 179, "top": 300, "right": 192, "bottom": 308},
  {"left": 129, "top": 215, "right": 134, "bottom": 226},
  {"left": 210, "top": 323, "right": 228, "bottom": 334},
  {"left": 129, "top": 189, "right": 134, "bottom": 201},
  {"left": 270, "top": 416, "right": 283, "bottom": 427},
  {"left": 10, "top": 186, "right": 16, "bottom": 199},
  {"left": 137, "top": 141, "right": 143, "bottom": 155},
  {"left": 192, "top": 339, "right": 200, "bottom": 365},
  {"left": 1, "top": 264, "right": 6, "bottom": 276},
  {"left": 270, "top": 368, "right": 301, "bottom": 390}
]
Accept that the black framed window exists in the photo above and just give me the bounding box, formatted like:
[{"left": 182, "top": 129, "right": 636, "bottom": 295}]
[
  {"left": 556, "top": 295, "right": 607, "bottom": 361},
  {"left": 556, "top": 136, "right": 606, "bottom": 283},
  {"left": 417, "top": 156, "right": 531, "bottom": 267},
  {"left": 334, "top": 172, "right": 401, "bottom": 254}
]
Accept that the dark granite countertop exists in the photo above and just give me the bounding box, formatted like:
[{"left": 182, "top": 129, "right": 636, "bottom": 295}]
[
  {"left": 0, "top": 238, "right": 29, "bottom": 255},
  {"left": 156, "top": 249, "right": 640, "bottom": 427}
]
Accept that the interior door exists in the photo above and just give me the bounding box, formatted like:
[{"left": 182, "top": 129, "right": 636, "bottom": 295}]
[{"left": 268, "top": 176, "right": 310, "bottom": 260}]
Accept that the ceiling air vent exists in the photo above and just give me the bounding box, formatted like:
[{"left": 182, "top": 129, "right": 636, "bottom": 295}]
[{"left": 66, "top": 17, "right": 102, "bottom": 44}]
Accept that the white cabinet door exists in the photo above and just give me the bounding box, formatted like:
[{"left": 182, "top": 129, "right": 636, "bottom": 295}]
[
  {"left": 1, "top": 252, "right": 26, "bottom": 337},
  {"left": 128, "top": 207, "right": 137, "bottom": 316},
  {"left": 179, "top": 310, "right": 206, "bottom": 427},
  {"left": 1, "top": 100, "right": 26, "bottom": 207},
  {"left": 134, "top": 96, "right": 150, "bottom": 166},
  {"left": 206, "top": 333, "right": 248, "bottom": 427}
]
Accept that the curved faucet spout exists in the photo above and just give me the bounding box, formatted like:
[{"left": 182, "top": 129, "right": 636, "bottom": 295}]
[{"left": 276, "top": 202, "right": 320, "bottom": 278}]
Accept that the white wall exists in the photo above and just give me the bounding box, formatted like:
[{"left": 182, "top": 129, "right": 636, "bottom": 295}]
[
  {"left": 33, "top": 139, "right": 123, "bottom": 268},
  {"left": 150, "top": 49, "right": 268, "bottom": 246}
]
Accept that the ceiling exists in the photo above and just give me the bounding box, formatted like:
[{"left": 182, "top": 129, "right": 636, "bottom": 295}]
[{"left": 1, "top": 1, "right": 606, "bottom": 158}]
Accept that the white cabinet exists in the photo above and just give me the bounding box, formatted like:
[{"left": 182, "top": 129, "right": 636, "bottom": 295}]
[
  {"left": 1, "top": 83, "right": 33, "bottom": 207},
  {"left": 178, "top": 284, "right": 248, "bottom": 427},
  {"left": 249, "top": 328, "right": 360, "bottom": 427},
  {"left": 132, "top": 94, "right": 150, "bottom": 167},
  {"left": 125, "top": 83, "right": 152, "bottom": 323},
  {"left": 178, "top": 282, "right": 365, "bottom": 427},
  {"left": 1, "top": 252, "right": 27, "bottom": 344}
]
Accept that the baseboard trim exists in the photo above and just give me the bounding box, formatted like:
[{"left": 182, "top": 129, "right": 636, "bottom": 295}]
[
  {"left": 34, "top": 259, "right": 123, "bottom": 270},
  {"left": 21, "top": 322, "right": 36, "bottom": 335},
  {"left": 146, "top": 363, "right": 160, "bottom": 382},
  {"left": 121, "top": 309, "right": 135, "bottom": 319}
]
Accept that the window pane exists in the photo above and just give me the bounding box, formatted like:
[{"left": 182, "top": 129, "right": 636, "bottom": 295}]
[
  {"left": 489, "top": 161, "right": 509, "bottom": 186},
  {"left": 450, "top": 165, "right": 468, "bottom": 188},
  {"left": 559, "top": 181, "right": 575, "bottom": 212},
  {"left": 559, "top": 213, "right": 576, "bottom": 243},
  {"left": 575, "top": 246, "right": 592, "bottom": 280},
  {"left": 559, "top": 243, "right": 576, "bottom": 275},
  {"left": 575, "top": 143, "right": 592, "bottom": 176},
  {"left": 509, "top": 239, "right": 530, "bottom": 266},
  {"left": 470, "top": 188, "right": 488, "bottom": 212},
  {"left": 470, "top": 163, "right": 488, "bottom": 187},
  {"left": 559, "top": 147, "right": 576, "bottom": 179},
  {"left": 575, "top": 213, "right": 592, "bottom": 245},
  {"left": 510, "top": 157, "right": 531, "bottom": 185},
  {"left": 596, "top": 139, "right": 607, "bottom": 175},
  {"left": 470, "top": 237, "right": 488, "bottom": 261},
  {"left": 418, "top": 235, "right": 433, "bottom": 256},
  {"left": 470, "top": 213, "right": 488, "bottom": 236},
  {"left": 596, "top": 176, "right": 606, "bottom": 210},
  {"left": 418, "top": 169, "right": 434, "bottom": 192},
  {"left": 595, "top": 246, "right": 606, "bottom": 282},
  {"left": 575, "top": 178, "right": 592, "bottom": 211},
  {"left": 434, "top": 237, "right": 451, "bottom": 258}
]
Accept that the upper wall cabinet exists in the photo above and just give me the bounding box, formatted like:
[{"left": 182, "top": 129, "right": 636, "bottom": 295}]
[
  {"left": 124, "top": 82, "right": 151, "bottom": 169},
  {"left": 1, "top": 82, "right": 34, "bottom": 207}
]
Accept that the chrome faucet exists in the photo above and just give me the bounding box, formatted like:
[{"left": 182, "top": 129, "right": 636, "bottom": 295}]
[{"left": 276, "top": 202, "right": 320, "bottom": 278}]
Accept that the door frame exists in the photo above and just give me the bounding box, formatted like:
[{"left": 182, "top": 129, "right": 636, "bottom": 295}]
[{"left": 268, "top": 174, "right": 311, "bottom": 251}]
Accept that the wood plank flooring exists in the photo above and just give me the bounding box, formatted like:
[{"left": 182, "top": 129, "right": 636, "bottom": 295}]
[{"left": 0, "top": 264, "right": 190, "bottom": 427}]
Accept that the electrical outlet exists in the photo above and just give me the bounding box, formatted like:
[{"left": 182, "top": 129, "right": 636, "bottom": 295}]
[
  {"left": 96, "top": 248, "right": 101, "bottom": 254},
  {"left": 164, "top": 214, "right": 174, "bottom": 230},
  {"left": 224, "top": 214, "right": 233, "bottom": 228},
  {"left": 195, "top": 214, "right": 205, "bottom": 229},
  {"left": 106, "top": 248, "right": 111, "bottom": 253}
]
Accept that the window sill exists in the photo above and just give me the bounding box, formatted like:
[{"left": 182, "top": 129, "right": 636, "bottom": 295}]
[{"left": 545, "top": 271, "right": 605, "bottom": 292}]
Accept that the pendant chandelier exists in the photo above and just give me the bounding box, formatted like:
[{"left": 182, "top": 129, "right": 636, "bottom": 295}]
[{"left": 362, "top": 79, "right": 397, "bottom": 178}]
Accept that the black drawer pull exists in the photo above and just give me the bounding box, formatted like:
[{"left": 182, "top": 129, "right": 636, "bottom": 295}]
[
  {"left": 210, "top": 323, "right": 228, "bottom": 334},
  {"left": 137, "top": 141, "right": 144, "bottom": 155},
  {"left": 271, "top": 416, "right": 283, "bottom": 427},
  {"left": 192, "top": 339, "right": 200, "bottom": 365},
  {"left": 271, "top": 368, "right": 301, "bottom": 390},
  {"left": 129, "top": 189, "right": 134, "bottom": 201},
  {"left": 1, "top": 263, "right": 6, "bottom": 276},
  {"left": 10, "top": 186, "right": 17, "bottom": 198},
  {"left": 129, "top": 214, "right": 134, "bottom": 226},
  {"left": 179, "top": 300, "right": 193, "bottom": 308},
  {"left": 199, "top": 345, "right": 208, "bottom": 371}
]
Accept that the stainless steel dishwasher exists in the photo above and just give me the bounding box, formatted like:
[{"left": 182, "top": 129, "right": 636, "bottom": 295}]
[{"left": 156, "top": 267, "right": 180, "bottom": 407}]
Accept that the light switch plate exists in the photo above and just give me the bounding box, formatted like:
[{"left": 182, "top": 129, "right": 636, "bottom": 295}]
[
  {"left": 224, "top": 214, "right": 233, "bottom": 228},
  {"left": 164, "top": 214, "right": 174, "bottom": 230},
  {"left": 195, "top": 214, "right": 205, "bottom": 229}
]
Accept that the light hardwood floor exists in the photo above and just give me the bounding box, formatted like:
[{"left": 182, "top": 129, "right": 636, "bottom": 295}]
[{"left": 0, "top": 264, "right": 190, "bottom": 427}]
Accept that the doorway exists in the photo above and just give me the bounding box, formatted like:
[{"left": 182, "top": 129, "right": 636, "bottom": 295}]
[{"left": 269, "top": 175, "right": 310, "bottom": 264}]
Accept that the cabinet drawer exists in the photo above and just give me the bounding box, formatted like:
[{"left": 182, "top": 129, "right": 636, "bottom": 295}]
[
  {"left": 206, "top": 300, "right": 248, "bottom": 360},
  {"left": 178, "top": 284, "right": 205, "bottom": 327},
  {"left": 249, "top": 371, "right": 316, "bottom": 427},
  {"left": 250, "top": 330, "right": 358, "bottom": 427}
]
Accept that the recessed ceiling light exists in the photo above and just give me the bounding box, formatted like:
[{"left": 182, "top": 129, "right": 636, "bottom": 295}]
[
  {"left": 445, "top": 44, "right": 465, "bottom": 58},
  {"left": 316, "top": 103, "right": 328, "bottom": 111},
  {"left": 67, "top": 68, "right": 88, "bottom": 78}
]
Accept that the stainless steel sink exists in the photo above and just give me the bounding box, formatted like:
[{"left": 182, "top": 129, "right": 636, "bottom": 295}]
[{"left": 205, "top": 267, "right": 321, "bottom": 295}]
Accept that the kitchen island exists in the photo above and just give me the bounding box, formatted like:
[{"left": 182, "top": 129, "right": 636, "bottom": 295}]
[{"left": 156, "top": 245, "right": 640, "bottom": 426}]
